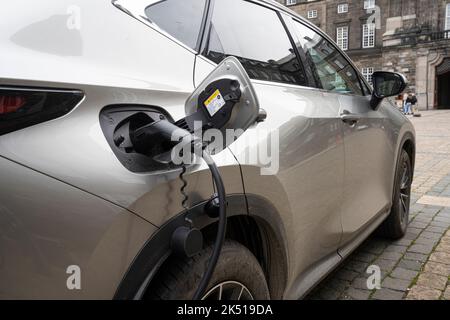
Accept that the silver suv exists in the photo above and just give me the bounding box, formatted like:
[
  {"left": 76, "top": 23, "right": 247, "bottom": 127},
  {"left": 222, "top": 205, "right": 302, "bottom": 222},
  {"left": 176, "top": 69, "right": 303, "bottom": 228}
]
[{"left": 0, "top": 0, "right": 415, "bottom": 299}]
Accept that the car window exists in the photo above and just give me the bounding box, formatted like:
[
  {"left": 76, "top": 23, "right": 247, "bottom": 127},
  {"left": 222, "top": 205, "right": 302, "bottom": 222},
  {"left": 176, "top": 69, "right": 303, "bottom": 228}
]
[
  {"left": 145, "top": 0, "right": 207, "bottom": 50},
  {"left": 361, "top": 77, "right": 372, "bottom": 95},
  {"left": 203, "top": 0, "right": 308, "bottom": 86},
  {"left": 289, "top": 19, "right": 363, "bottom": 95}
]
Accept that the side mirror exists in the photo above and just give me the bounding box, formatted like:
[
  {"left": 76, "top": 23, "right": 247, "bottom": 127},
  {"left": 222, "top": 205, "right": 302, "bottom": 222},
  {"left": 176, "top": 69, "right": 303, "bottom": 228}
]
[
  {"left": 370, "top": 71, "right": 407, "bottom": 110},
  {"left": 184, "top": 56, "right": 260, "bottom": 151}
]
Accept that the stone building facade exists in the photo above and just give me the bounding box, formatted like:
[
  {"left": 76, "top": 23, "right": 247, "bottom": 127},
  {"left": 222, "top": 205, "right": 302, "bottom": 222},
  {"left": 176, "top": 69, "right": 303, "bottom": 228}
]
[{"left": 276, "top": 0, "right": 450, "bottom": 110}]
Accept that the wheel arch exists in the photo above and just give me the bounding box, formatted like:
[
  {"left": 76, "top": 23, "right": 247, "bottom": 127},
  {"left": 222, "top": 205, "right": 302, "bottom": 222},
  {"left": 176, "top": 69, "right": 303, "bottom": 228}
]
[{"left": 114, "top": 194, "right": 289, "bottom": 300}]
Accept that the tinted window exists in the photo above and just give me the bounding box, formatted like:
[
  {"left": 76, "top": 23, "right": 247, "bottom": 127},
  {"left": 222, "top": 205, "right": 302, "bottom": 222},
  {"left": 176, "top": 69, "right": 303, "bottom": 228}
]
[
  {"left": 145, "top": 0, "right": 207, "bottom": 49},
  {"left": 289, "top": 19, "right": 363, "bottom": 95},
  {"left": 204, "top": 0, "right": 308, "bottom": 86}
]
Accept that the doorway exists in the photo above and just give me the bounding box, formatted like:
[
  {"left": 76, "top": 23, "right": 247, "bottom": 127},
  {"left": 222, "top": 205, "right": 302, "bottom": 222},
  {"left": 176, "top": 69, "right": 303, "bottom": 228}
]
[{"left": 437, "top": 58, "right": 450, "bottom": 109}]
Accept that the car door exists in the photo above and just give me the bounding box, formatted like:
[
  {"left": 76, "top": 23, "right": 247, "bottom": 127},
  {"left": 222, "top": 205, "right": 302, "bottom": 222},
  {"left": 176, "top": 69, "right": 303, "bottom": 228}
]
[
  {"left": 338, "top": 80, "right": 396, "bottom": 245},
  {"left": 194, "top": 0, "right": 345, "bottom": 297},
  {"left": 287, "top": 16, "right": 396, "bottom": 245}
]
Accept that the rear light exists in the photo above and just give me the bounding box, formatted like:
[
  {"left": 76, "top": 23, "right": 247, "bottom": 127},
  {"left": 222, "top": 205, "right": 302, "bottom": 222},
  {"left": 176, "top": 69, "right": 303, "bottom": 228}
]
[{"left": 0, "top": 86, "right": 84, "bottom": 135}]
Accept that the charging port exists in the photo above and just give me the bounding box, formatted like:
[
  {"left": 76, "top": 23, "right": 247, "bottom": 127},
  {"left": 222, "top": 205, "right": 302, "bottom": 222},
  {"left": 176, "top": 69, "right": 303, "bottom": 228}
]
[{"left": 100, "top": 105, "right": 178, "bottom": 173}]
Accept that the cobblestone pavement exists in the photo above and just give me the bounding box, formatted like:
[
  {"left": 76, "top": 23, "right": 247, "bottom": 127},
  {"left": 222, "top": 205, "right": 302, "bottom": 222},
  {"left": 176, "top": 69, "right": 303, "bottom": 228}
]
[{"left": 308, "top": 110, "right": 450, "bottom": 300}]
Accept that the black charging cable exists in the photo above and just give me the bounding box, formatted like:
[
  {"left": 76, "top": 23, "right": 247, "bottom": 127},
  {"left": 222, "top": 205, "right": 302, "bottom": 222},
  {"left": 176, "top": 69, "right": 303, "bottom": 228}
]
[
  {"left": 132, "top": 119, "right": 228, "bottom": 300},
  {"left": 192, "top": 149, "right": 227, "bottom": 300}
]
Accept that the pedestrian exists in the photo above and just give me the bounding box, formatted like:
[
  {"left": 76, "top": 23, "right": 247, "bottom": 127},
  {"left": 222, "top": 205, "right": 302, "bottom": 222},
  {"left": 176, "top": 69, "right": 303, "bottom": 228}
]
[{"left": 404, "top": 93, "right": 417, "bottom": 115}]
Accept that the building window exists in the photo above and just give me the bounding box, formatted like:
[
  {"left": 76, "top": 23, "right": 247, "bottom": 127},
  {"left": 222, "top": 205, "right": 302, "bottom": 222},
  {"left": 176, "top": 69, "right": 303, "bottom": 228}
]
[
  {"left": 362, "top": 23, "right": 375, "bottom": 48},
  {"left": 362, "top": 67, "right": 374, "bottom": 85},
  {"left": 446, "top": 3, "right": 450, "bottom": 31},
  {"left": 338, "top": 3, "right": 348, "bottom": 13},
  {"left": 364, "top": 0, "right": 375, "bottom": 10},
  {"left": 286, "top": 0, "right": 297, "bottom": 5},
  {"left": 336, "top": 26, "right": 349, "bottom": 50},
  {"left": 307, "top": 10, "right": 318, "bottom": 19}
]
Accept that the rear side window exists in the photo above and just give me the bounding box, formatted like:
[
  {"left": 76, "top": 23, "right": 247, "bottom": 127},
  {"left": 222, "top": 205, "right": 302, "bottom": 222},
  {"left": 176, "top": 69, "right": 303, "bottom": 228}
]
[
  {"left": 203, "top": 0, "right": 308, "bottom": 86},
  {"left": 289, "top": 19, "right": 363, "bottom": 95},
  {"left": 145, "top": 0, "right": 207, "bottom": 50}
]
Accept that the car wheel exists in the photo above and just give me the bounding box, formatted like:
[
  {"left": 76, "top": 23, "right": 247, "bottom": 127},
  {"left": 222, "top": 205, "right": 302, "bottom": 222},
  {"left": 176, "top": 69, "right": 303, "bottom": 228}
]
[
  {"left": 378, "top": 149, "right": 412, "bottom": 239},
  {"left": 146, "top": 240, "right": 270, "bottom": 300}
]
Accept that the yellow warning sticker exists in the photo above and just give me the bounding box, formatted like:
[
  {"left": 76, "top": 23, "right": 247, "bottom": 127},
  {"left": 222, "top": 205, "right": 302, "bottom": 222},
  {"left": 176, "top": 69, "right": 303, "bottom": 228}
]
[{"left": 204, "top": 89, "right": 226, "bottom": 117}]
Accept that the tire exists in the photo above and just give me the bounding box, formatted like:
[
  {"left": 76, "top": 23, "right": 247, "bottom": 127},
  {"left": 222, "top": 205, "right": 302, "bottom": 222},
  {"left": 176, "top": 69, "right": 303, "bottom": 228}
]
[
  {"left": 378, "top": 149, "right": 412, "bottom": 239},
  {"left": 146, "top": 240, "right": 270, "bottom": 300}
]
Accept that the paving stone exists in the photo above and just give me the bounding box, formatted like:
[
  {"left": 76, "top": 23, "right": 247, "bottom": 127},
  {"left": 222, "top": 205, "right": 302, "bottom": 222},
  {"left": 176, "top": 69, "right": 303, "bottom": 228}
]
[
  {"left": 385, "top": 245, "right": 408, "bottom": 254},
  {"left": 372, "top": 288, "right": 405, "bottom": 300},
  {"left": 390, "top": 267, "right": 419, "bottom": 281},
  {"left": 372, "top": 258, "right": 397, "bottom": 272},
  {"left": 335, "top": 269, "right": 359, "bottom": 282},
  {"left": 435, "top": 241, "right": 450, "bottom": 253},
  {"left": 423, "top": 261, "right": 450, "bottom": 276},
  {"left": 409, "top": 221, "right": 429, "bottom": 229},
  {"left": 352, "top": 277, "right": 373, "bottom": 290},
  {"left": 404, "top": 232, "right": 420, "bottom": 240},
  {"left": 433, "top": 216, "right": 450, "bottom": 223},
  {"left": 392, "top": 238, "right": 414, "bottom": 246},
  {"left": 416, "top": 272, "right": 448, "bottom": 291},
  {"left": 403, "top": 252, "right": 428, "bottom": 263},
  {"left": 325, "top": 278, "right": 349, "bottom": 292},
  {"left": 407, "top": 285, "right": 442, "bottom": 300},
  {"left": 353, "top": 252, "right": 377, "bottom": 263},
  {"left": 443, "top": 287, "right": 450, "bottom": 300},
  {"left": 408, "top": 244, "right": 435, "bottom": 254},
  {"left": 411, "top": 204, "right": 425, "bottom": 212},
  {"left": 429, "top": 251, "right": 450, "bottom": 264},
  {"left": 343, "top": 260, "right": 369, "bottom": 273},
  {"left": 361, "top": 242, "right": 386, "bottom": 255},
  {"left": 430, "top": 220, "right": 450, "bottom": 228},
  {"left": 407, "top": 227, "right": 423, "bottom": 235},
  {"left": 417, "top": 212, "right": 435, "bottom": 219},
  {"left": 437, "top": 212, "right": 450, "bottom": 218},
  {"left": 379, "top": 251, "right": 403, "bottom": 261},
  {"left": 344, "top": 288, "right": 371, "bottom": 300},
  {"left": 382, "top": 277, "right": 411, "bottom": 292},
  {"left": 421, "top": 207, "right": 441, "bottom": 215},
  {"left": 420, "top": 231, "right": 442, "bottom": 240},
  {"left": 425, "top": 226, "right": 447, "bottom": 234},
  {"left": 397, "top": 259, "right": 424, "bottom": 271},
  {"left": 414, "top": 236, "right": 439, "bottom": 246},
  {"left": 413, "top": 217, "right": 433, "bottom": 224}
]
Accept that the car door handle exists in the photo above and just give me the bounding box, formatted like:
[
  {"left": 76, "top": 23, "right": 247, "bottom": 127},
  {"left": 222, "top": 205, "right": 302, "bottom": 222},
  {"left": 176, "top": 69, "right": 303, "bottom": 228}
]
[{"left": 340, "top": 110, "right": 362, "bottom": 124}]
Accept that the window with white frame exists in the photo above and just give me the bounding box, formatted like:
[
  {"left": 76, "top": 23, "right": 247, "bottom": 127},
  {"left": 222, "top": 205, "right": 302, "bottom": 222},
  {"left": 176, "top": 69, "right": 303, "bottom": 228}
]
[
  {"left": 286, "top": 0, "right": 297, "bottom": 5},
  {"left": 445, "top": 3, "right": 450, "bottom": 31},
  {"left": 362, "top": 23, "right": 375, "bottom": 48},
  {"left": 336, "top": 26, "right": 349, "bottom": 50},
  {"left": 338, "top": 3, "right": 348, "bottom": 13},
  {"left": 364, "top": 0, "right": 375, "bottom": 10},
  {"left": 362, "top": 67, "right": 374, "bottom": 85},
  {"left": 307, "top": 10, "right": 318, "bottom": 19}
]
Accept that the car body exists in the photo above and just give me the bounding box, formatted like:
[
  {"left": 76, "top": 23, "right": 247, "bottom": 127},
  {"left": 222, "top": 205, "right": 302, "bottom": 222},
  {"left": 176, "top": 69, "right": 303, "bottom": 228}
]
[{"left": 0, "top": 0, "right": 415, "bottom": 299}]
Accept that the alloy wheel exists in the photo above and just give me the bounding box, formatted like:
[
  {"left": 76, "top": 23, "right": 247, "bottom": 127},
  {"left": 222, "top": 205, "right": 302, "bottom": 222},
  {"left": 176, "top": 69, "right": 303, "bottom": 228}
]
[
  {"left": 202, "top": 281, "right": 254, "bottom": 300},
  {"left": 399, "top": 159, "right": 411, "bottom": 227}
]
